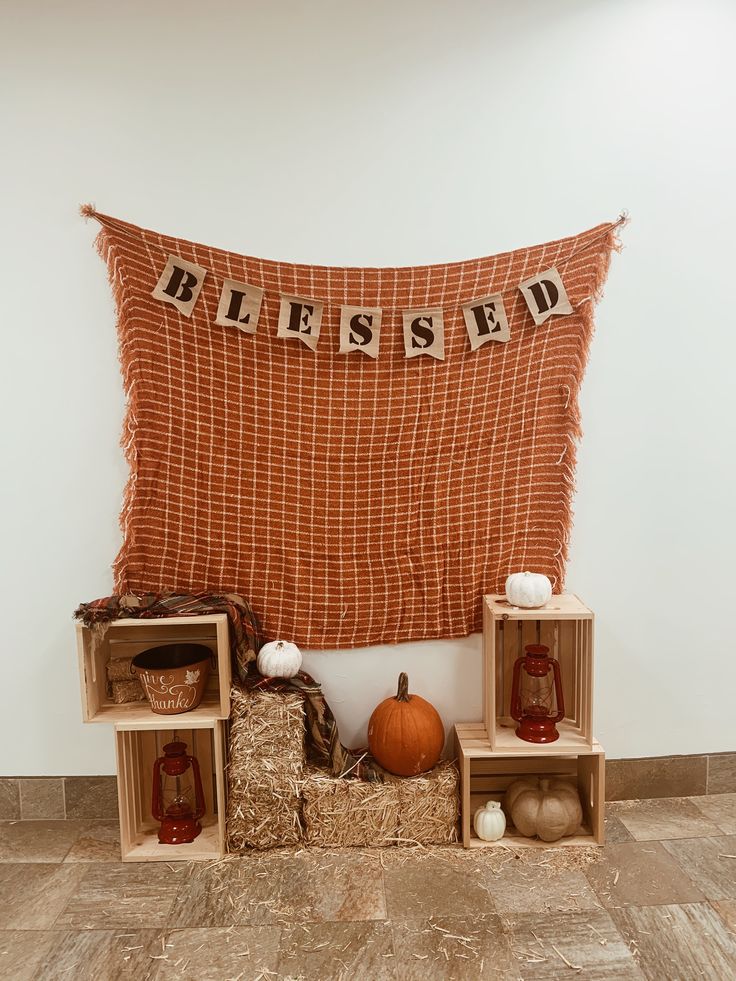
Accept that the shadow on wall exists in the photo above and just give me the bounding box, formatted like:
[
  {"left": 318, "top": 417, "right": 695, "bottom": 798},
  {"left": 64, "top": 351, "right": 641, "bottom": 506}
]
[{"left": 301, "top": 633, "right": 483, "bottom": 753}]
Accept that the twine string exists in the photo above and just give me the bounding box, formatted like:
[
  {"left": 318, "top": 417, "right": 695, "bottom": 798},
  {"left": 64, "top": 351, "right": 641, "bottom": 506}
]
[{"left": 558, "top": 211, "right": 628, "bottom": 271}]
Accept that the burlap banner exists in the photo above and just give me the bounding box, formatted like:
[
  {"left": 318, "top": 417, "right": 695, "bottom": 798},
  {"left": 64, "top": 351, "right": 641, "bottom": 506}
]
[{"left": 149, "top": 239, "right": 608, "bottom": 357}]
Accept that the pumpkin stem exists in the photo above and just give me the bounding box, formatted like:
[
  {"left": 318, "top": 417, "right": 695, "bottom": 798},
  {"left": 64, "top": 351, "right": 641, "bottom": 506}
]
[
  {"left": 539, "top": 778, "right": 550, "bottom": 792},
  {"left": 396, "top": 672, "right": 411, "bottom": 702}
]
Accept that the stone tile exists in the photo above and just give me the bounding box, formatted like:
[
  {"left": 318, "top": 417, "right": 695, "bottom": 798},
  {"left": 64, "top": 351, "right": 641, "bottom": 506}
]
[
  {"left": 504, "top": 909, "right": 640, "bottom": 979},
  {"left": 63, "top": 820, "right": 121, "bottom": 862},
  {"left": 0, "top": 930, "right": 57, "bottom": 981},
  {"left": 712, "top": 900, "right": 736, "bottom": 933},
  {"left": 55, "top": 862, "right": 186, "bottom": 929},
  {"left": 18, "top": 778, "right": 65, "bottom": 820},
  {"left": 392, "top": 914, "right": 515, "bottom": 980},
  {"left": 0, "top": 863, "right": 87, "bottom": 929},
  {"left": 0, "top": 819, "right": 84, "bottom": 862},
  {"left": 384, "top": 851, "right": 495, "bottom": 921},
  {"left": 690, "top": 793, "right": 736, "bottom": 834},
  {"left": 481, "top": 865, "right": 601, "bottom": 915},
  {"left": 148, "top": 926, "right": 281, "bottom": 981},
  {"left": 280, "top": 920, "right": 396, "bottom": 980},
  {"left": 584, "top": 841, "right": 706, "bottom": 908},
  {"left": 662, "top": 835, "right": 736, "bottom": 900},
  {"left": 708, "top": 754, "right": 736, "bottom": 794},
  {"left": 0, "top": 780, "right": 20, "bottom": 820},
  {"left": 606, "top": 756, "right": 707, "bottom": 801},
  {"left": 604, "top": 813, "right": 634, "bottom": 844},
  {"left": 606, "top": 756, "right": 708, "bottom": 801},
  {"left": 166, "top": 861, "right": 264, "bottom": 928},
  {"left": 169, "top": 851, "right": 386, "bottom": 928},
  {"left": 608, "top": 797, "right": 723, "bottom": 841},
  {"left": 33, "top": 929, "right": 162, "bottom": 980},
  {"left": 64, "top": 776, "right": 118, "bottom": 819},
  {"left": 610, "top": 903, "right": 736, "bottom": 981}
]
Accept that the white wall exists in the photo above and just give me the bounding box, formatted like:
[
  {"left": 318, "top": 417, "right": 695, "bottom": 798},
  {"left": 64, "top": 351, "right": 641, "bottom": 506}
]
[{"left": 1, "top": 0, "right": 733, "bottom": 775}]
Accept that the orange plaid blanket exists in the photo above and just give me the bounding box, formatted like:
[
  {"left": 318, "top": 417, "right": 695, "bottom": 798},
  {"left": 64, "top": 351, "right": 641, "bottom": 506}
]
[{"left": 85, "top": 209, "right": 619, "bottom": 648}]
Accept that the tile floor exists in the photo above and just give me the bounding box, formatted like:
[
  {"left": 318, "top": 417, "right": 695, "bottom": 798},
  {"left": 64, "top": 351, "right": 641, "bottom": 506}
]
[{"left": 0, "top": 795, "right": 734, "bottom": 980}]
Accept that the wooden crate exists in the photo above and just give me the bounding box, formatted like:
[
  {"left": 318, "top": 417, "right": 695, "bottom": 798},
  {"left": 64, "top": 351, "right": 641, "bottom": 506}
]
[
  {"left": 483, "top": 593, "right": 594, "bottom": 752},
  {"left": 77, "top": 615, "right": 231, "bottom": 726},
  {"left": 115, "top": 719, "right": 227, "bottom": 862},
  {"left": 455, "top": 723, "right": 605, "bottom": 849}
]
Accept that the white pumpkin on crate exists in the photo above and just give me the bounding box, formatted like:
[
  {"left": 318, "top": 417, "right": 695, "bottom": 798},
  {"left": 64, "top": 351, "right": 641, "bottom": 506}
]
[
  {"left": 473, "top": 800, "right": 506, "bottom": 841},
  {"left": 256, "top": 640, "right": 302, "bottom": 679},
  {"left": 505, "top": 571, "right": 552, "bottom": 609}
]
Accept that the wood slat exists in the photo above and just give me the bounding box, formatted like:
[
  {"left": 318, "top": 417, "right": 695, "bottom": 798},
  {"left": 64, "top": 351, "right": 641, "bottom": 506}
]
[
  {"left": 114, "top": 731, "right": 133, "bottom": 856},
  {"left": 190, "top": 728, "right": 215, "bottom": 816},
  {"left": 468, "top": 829, "right": 596, "bottom": 850},
  {"left": 483, "top": 594, "right": 594, "bottom": 620},
  {"left": 584, "top": 618, "right": 595, "bottom": 743},
  {"left": 213, "top": 721, "right": 227, "bottom": 856},
  {"left": 558, "top": 619, "right": 575, "bottom": 725},
  {"left": 122, "top": 817, "right": 222, "bottom": 862},
  {"left": 483, "top": 598, "right": 493, "bottom": 745}
]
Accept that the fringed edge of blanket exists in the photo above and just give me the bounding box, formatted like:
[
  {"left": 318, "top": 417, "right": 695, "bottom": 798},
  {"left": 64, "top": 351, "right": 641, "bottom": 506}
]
[
  {"left": 554, "top": 217, "right": 626, "bottom": 591},
  {"left": 82, "top": 204, "right": 143, "bottom": 593}
]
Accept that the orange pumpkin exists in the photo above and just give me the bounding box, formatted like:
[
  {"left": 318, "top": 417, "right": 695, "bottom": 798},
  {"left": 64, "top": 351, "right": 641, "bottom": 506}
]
[{"left": 367, "top": 672, "right": 445, "bottom": 776}]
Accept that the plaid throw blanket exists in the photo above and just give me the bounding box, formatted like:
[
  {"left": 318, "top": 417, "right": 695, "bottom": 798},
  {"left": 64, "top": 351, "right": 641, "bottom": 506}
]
[
  {"left": 74, "top": 591, "right": 261, "bottom": 679},
  {"left": 84, "top": 209, "right": 619, "bottom": 649},
  {"left": 74, "top": 592, "right": 387, "bottom": 781}
]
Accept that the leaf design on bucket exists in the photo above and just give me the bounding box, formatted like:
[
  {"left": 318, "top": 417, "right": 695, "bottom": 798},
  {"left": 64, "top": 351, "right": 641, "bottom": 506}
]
[{"left": 185, "top": 669, "right": 201, "bottom": 686}]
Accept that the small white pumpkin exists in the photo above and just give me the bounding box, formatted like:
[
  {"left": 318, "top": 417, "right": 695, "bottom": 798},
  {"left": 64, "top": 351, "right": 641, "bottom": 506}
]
[
  {"left": 474, "top": 800, "right": 506, "bottom": 841},
  {"left": 256, "top": 639, "right": 302, "bottom": 679},
  {"left": 505, "top": 571, "right": 552, "bottom": 609}
]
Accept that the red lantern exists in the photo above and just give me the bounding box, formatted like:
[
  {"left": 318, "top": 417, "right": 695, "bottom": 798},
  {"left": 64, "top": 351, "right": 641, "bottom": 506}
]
[
  {"left": 510, "top": 644, "right": 565, "bottom": 743},
  {"left": 151, "top": 740, "right": 206, "bottom": 844}
]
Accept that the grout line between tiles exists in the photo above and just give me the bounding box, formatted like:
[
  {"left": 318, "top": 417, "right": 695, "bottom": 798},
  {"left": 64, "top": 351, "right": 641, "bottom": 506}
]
[{"left": 17, "top": 780, "right": 27, "bottom": 822}]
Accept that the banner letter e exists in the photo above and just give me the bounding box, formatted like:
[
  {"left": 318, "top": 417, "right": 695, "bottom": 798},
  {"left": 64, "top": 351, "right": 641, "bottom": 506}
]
[
  {"left": 277, "top": 294, "right": 324, "bottom": 351},
  {"left": 462, "top": 293, "right": 510, "bottom": 350}
]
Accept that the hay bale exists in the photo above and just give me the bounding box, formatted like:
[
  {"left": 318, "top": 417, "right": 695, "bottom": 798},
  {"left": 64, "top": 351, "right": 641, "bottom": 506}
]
[
  {"left": 302, "top": 770, "right": 401, "bottom": 847},
  {"left": 301, "top": 761, "right": 459, "bottom": 847},
  {"left": 107, "top": 656, "right": 135, "bottom": 681},
  {"left": 397, "top": 760, "right": 459, "bottom": 844},
  {"left": 111, "top": 679, "right": 145, "bottom": 703},
  {"left": 227, "top": 684, "right": 305, "bottom": 851}
]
